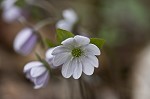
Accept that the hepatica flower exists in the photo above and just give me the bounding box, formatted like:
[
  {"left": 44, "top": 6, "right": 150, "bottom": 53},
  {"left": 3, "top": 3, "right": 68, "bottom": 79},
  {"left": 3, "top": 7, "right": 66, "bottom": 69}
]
[
  {"left": 52, "top": 35, "right": 101, "bottom": 79},
  {"left": 13, "top": 28, "right": 38, "bottom": 55},
  {"left": 1, "top": 0, "right": 22, "bottom": 23},
  {"left": 56, "top": 9, "right": 78, "bottom": 32},
  {"left": 24, "top": 61, "right": 50, "bottom": 89}
]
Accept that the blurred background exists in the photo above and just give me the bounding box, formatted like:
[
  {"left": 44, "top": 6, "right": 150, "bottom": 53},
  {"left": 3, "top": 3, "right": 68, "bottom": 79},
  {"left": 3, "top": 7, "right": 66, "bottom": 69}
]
[{"left": 0, "top": 0, "right": 150, "bottom": 99}]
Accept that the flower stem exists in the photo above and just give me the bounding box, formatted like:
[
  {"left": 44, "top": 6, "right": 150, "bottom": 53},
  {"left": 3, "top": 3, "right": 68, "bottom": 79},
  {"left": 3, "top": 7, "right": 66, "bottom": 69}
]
[
  {"left": 34, "top": 17, "right": 57, "bottom": 31},
  {"left": 79, "top": 77, "right": 87, "bottom": 99}
]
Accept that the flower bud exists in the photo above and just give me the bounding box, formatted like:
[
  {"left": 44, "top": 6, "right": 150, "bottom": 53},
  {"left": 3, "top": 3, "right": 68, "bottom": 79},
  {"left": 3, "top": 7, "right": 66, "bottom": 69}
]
[
  {"left": 24, "top": 61, "right": 50, "bottom": 89},
  {"left": 13, "top": 28, "right": 38, "bottom": 55},
  {"left": 45, "top": 48, "right": 56, "bottom": 68}
]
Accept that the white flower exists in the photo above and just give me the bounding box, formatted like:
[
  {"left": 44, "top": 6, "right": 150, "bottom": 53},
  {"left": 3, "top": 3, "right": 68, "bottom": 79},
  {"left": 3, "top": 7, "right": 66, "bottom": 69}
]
[
  {"left": 52, "top": 35, "right": 101, "bottom": 79},
  {"left": 56, "top": 9, "right": 78, "bottom": 32},
  {"left": 24, "top": 61, "right": 50, "bottom": 89},
  {"left": 13, "top": 27, "right": 38, "bottom": 55},
  {"left": 62, "top": 9, "right": 78, "bottom": 24}
]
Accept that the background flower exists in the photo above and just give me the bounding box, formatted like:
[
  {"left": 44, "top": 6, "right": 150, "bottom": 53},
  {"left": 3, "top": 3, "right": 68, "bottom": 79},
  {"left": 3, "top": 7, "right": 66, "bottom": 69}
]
[
  {"left": 1, "top": 0, "right": 22, "bottom": 23},
  {"left": 13, "top": 27, "right": 38, "bottom": 55},
  {"left": 52, "top": 35, "right": 101, "bottom": 79},
  {"left": 56, "top": 9, "right": 78, "bottom": 32}
]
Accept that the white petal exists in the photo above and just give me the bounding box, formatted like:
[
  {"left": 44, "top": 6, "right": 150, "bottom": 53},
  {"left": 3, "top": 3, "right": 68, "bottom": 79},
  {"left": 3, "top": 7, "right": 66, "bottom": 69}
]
[
  {"left": 84, "top": 55, "right": 99, "bottom": 68},
  {"left": 52, "top": 46, "right": 70, "bottom": 55},
  {"left": 62, "top": 58, "right": 76, "bottom": 78},
  {"left": 30, "top": 66, "right": 46, "bottom": 77},
  {"left": 84, "top": 44, "right": 101, "bottom": 55},
  {"left": 74, "top": 35, "right": 90, "bottom": 46},
  {"left": 53, "top": 52, "right": 71, "bottom": 66},
  {"left": 61, "top": 37, "right": 75, "bottom": 46},
  {"left": 56, "top": 20, "right": 73, "bottom": 32},
  {"left": 81, "top": 57, "right": 94, "bottom": 75},
  {"left": 45, "top": 48, "right": 55, "bottom": 59},
  {"left": 23, "top": 61, "right": 42, "bottom": 73},
  {"left": 34, "top": 72, "right": 49, "bottom": 88},
  {"left": 73, "top": 59, "right": 82, "bottom": 79}
]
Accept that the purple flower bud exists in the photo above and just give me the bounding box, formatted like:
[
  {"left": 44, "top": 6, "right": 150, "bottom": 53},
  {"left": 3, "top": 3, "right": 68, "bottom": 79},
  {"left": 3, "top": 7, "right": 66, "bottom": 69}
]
[
  {"left": 45, "top": 48, "right": 56, "bottom": 68},
  {"left": 13, "top": 28, "right": 38, "bottom": 55},
  {"left": 24, "top": 61, "right": 50, "bottom": 89}
]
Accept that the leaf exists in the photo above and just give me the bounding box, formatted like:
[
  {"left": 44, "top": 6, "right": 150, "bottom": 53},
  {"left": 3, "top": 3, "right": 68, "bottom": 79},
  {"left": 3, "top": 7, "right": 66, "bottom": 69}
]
[
  {"left": 56, "top": 29, "right": 74, "bottom": 44},
  {"left": 15, "top": 0, "right": 26, "bottom": 7},
  {"left": 90, "top": 38, "right": 105, "bottom": 49},
  {"left": 45, "top": 39, "right": 56, "bottom": 48}
]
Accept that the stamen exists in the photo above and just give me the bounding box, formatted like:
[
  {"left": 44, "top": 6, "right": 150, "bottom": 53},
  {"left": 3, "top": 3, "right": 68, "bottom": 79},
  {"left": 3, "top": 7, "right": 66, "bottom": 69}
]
[{"left": 71, "top": 48, "right": 83, "bottom": 57}]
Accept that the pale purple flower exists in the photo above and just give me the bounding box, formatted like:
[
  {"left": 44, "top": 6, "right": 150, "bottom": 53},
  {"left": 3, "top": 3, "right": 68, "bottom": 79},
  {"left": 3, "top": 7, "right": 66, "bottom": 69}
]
[
  {"left": 13, "top": 28, "right": 38, "bottom": 55},
  {"left": 52, "top": 35, "right": 101, "bottom": 79},
  {"left": 2, "top": 6, "right": 22, "bottom": 23},
  {"left": 1, "top": 0, "right": 23, "bottom": 23},
  {"left": 24, "top": 61, "right": 50, "bottom": 89}
]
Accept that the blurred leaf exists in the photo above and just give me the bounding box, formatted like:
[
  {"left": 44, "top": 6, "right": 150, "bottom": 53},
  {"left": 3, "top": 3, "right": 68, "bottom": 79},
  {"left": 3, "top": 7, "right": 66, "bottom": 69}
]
[
  {"left": 0, "top": 0, "right": 3, "bottom": 4},
  {"left": 90, "top": 38, "right": 105, "bottom": 49},
  {"left": 56, "top": 29, "right": 74, "bottom": 44},
  {"left": 15, "top": 0, "right": 26, "bottom": 7},
  {"left": 30, "top": 6, "right": 46, "bottom": 21},
  {"left": 45, "top": 39, "right": 56, "bottom": 48}
]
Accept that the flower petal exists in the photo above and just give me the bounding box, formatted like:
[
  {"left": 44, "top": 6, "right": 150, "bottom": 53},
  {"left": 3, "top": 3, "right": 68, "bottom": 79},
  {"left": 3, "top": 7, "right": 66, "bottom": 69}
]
[
  {"left": 30, "top": 66, "right": 46, "bottom": 78},
  {"left": 34, "top": 72, "right": 49, "bottom": 89},
  {"left": 53, "top": 52, "right": 71, "bottom": 66},
  {"left": 81, "top": 57, "right": 94, "bottom": 75},
  {"left": 23, "top": 61, "right": 42, "bottom": 73},
  {"left": 46, "top": 48, "right": 55, "bottom": 59},
  {"left": 61, "top": 58, "right": 76, "bottom": 78},
  {"left": 83, "top": 44, "right": 101, "bottom": 55},
  {"left": 74, "top": 35, "right": 90, "bottom": 46},
  {"left": 52, "top": 46, "right": 70, "bottom": 55},
  {"left": 84, "top": 55, "right": 99, "bottom": 68},
  {"left": 73, "top": 59, "right": 82, "bottom": 79},
  {"left": 56, "top": 19, "right": 73, "bottom": 32},
  {"left": 61, "top": 37, "right": 75, "bottom": 47}
]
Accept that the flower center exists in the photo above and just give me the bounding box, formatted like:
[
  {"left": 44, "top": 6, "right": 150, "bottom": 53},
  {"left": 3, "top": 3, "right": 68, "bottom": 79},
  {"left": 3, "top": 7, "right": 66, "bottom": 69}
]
[{"left": 72, "top": 48, "right": 83, "bottom": 57}]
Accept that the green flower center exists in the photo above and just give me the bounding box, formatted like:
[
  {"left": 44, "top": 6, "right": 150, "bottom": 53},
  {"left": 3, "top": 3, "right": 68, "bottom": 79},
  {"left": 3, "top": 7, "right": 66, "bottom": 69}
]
[{"left": 72, "top": 48, "right": 83, "bottom": 57}]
